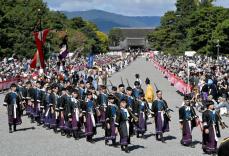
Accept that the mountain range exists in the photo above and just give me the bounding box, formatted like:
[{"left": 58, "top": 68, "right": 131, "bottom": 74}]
[{"left": 63, "top": 9, "right": 161, "bottom": 32}]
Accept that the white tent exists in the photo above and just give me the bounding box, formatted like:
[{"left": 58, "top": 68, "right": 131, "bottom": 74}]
[{"left": 185, "top": 51, "right": 196, "bottom": 57}]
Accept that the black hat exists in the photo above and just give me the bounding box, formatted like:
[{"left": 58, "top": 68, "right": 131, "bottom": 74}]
[
  {"left": 51, "top": 83, "right": 58, "bottom": 89},
  {"left": 72, "top": 89, "right": 79, "bottom": 94},
  {"left": 26, "top": 81, "right": 31, "bottom": 85},
  {"left": 112, "top": 86, "right": 117, "bottom": 91},
  {"left": 108, "top": 94, "right": 115, "bottom": 100},
  {"left": 184, "top": 95, "right": 192, "bottom": 100},
  {"left": 120, "top": 99, "right": 127, "bottom": 103},
  {"left": 100, "top": 85, "right": 106, "bottom": 89},
  {"left": 134, "top": 81, "right": 140, "bottom": 86},
  {"left": 90, "top": 86, "right": 95, "bottom": 90},
  {"left": 206, "top": 100, "right": 214, "bottom": 108},
  {"left": 126, "top": 86, "right": 132, "bottom": 91},
  {"left": 135, "top": 74, "right": 139, "bottom": 78},
  {"left": 119, "top": 84, "right": 125, "bottom": 88},
  {"left": 139, "top": 92, "right": 145, "bottom": 97},
  {"left": 86, "top": 91, "right": 93, "bottom": 96},
  {"left": 10, "top": 83, "right": 17, "bottom": 88},
  {"left": 145, "top": 78, "right": 150, "bottom": 84},
  {"left": 79, "top": 80, "right": 84, "bottom": 84},
  {"left": 46, "top": 86, "right": 51, "bottom": 90},
  {"left": 61, "top": 88, "right": 67, "bottom": 92}
]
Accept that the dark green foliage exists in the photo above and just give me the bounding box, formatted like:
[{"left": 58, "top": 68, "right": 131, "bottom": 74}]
[
  {"left": 108, "top": 28, "right": 124, "bottom": 46},
  {"left": 148, "top": 0, "right": 229, "bottom": 55},
  {"left": 0, "top": 0, "right": 108, "bottom": 58}
]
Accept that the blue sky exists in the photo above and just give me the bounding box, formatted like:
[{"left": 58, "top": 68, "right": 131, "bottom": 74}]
[{"left": 44, "top": 0, "right": 229, "bottom": 16}]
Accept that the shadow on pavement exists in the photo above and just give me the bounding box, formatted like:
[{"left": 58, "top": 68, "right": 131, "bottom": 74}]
[
  {"left": 192, "top": 140, "right": 202, "bottom": 145},
  {"left": 94, "top": 136, "right": 105, "bottom": 142},
  {"left": 144, "top": 133, "right": 155, "bottom": 139},
  {"left": 129, "top": 145, "right": 144, "bottom": 152},
  {"left": 16, "top": 126, "right": 36, "bottom": 131},
  {"left": 164, "top": 135, "right": 177, "bottom": 141}
]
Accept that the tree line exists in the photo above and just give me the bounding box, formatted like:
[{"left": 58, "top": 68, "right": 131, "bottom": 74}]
[
  {"left": 148, "top": 0, "right": 229, "bottom": 56},
  {"left": 0, "top": 0, "right": 108, "bottom": 58}
]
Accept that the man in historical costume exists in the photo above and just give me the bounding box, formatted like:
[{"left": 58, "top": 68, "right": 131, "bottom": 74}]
[
  {"left": 25, "top": 81, "right": 33, "bottom": 117},
  {"left": 3, "top": 83, "right": 22, "bottom": 133},
  {"left": 179, "top": 96, "right": 198, "bottom": 148},
  {"left": 116, "top": 99, "right": 131, "bottom": 153},
  {"left": 58, "top": 88, "right": 72, "bottom": 137},
  {"left": 144, "top": 78, "right": 155, "bottom": 112},
  {"left": 84, "top": 81, "right": 92, "bottom": 94},
  {"left": 111, "top": 86, "right": 120, "bottom": 106},
  {"left": 39, "top": 83, "right": 49, "bottom": 125},
  {"left": 69, "top": 89, "right": 82, "bottom": 140},
  {"left": 151, "top": 90, "right": 170, "bottom": 143},
  {"left": 117, "top": 84, "right": 126, "bottom": 104},
  {"left": 202, "top": 101, "right": 221, "bottom": 155},
  {"left": 135, "top": 74, "right": 142, "bottom": 86},
  {"left": 97, "top": 85, "right": 108, "bottom": 127},
  {"left": 105, "top": 95, "right": 119, "bottom": 146},
  {"left": 16, "top": 80, "right": 26, "bottom": 115},
  {"left": 135, "top": 92, "right": 148, "bottom": 138},
  {"left": 125, "top": 86, "right": 136, "bottom": 136},
  {"left": 78, "top": 80, "right": 85, "bottom": 101},
  {"left": 82, "top": 91, "right": 97, "bottom": 143},
  {"left": 132, "top": 81, "right": 144, "bottom": 99},
  {"left": 30, "top": 81, "right": 42, "bottom": 125},
  {"left": 43, "top": 86, "right": 52, "bottom": 128},
  {"left": 49, "top": 84, "right": 60, "bottom": 133}
]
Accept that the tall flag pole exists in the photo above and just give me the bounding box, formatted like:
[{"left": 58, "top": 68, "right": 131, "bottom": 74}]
[{"left": 30, "top": 8, "right": 49, "bottom": 70}]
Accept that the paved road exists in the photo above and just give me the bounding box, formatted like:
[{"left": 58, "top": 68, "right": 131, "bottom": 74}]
[{"left": 0, "top": 58, "right": 228, "bottom": 156}]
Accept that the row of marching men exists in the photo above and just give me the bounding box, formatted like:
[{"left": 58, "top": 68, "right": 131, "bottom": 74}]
[
  {"left": 3, "top": 77, "right": 173, "bottom": 153},
  {"left": 179, "top": 95, "right": 228, "bottom": 155}
]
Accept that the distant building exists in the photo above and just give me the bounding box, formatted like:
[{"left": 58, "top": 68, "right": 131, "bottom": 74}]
[{"left": 110, "top": 27, "right": 154, "bottom": 51}]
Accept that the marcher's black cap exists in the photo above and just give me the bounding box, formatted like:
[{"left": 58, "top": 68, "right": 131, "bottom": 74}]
[
  {"left": 139, "top": 92, "right": 145, "bottom": 97},
  {"left": 134, "top": 81, "right": 140, "bottom": 86},
  {"left": 112, "top": 86, "right": 117, "bottom": 91},
  {"left": 86, "top": 91, "right": 93, "bottom": 96},
  {"left": 10, "top": 83, "right": 17, "bottom": 88},
  {"left": 119, "top": 84, "right": 125, "bottom": 88},
  {"left": 184, "top": 95, "right": 192, "bottom": 100},
  {"left": 108, "top": 94, "right": 115, "bottom": 100},
  {"left": 206, "top": 100, "right": 214, "bottom": 108},
  {"left": 126, "top": 86, "right": 132, "bottom": 91}
]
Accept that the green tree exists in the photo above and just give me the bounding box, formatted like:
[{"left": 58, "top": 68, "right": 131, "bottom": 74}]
[
  {"left": 148, "top": 0, "right": 229, "bottom": 55},
  {"left": 210, "top": 19, "right": 229, "bottom": 55},
  {"left": 108, "top": 28, "right": 124, "bottom": 46},
  {"left": 96, "top": 31, "right": 109, "bottom": 53}
]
